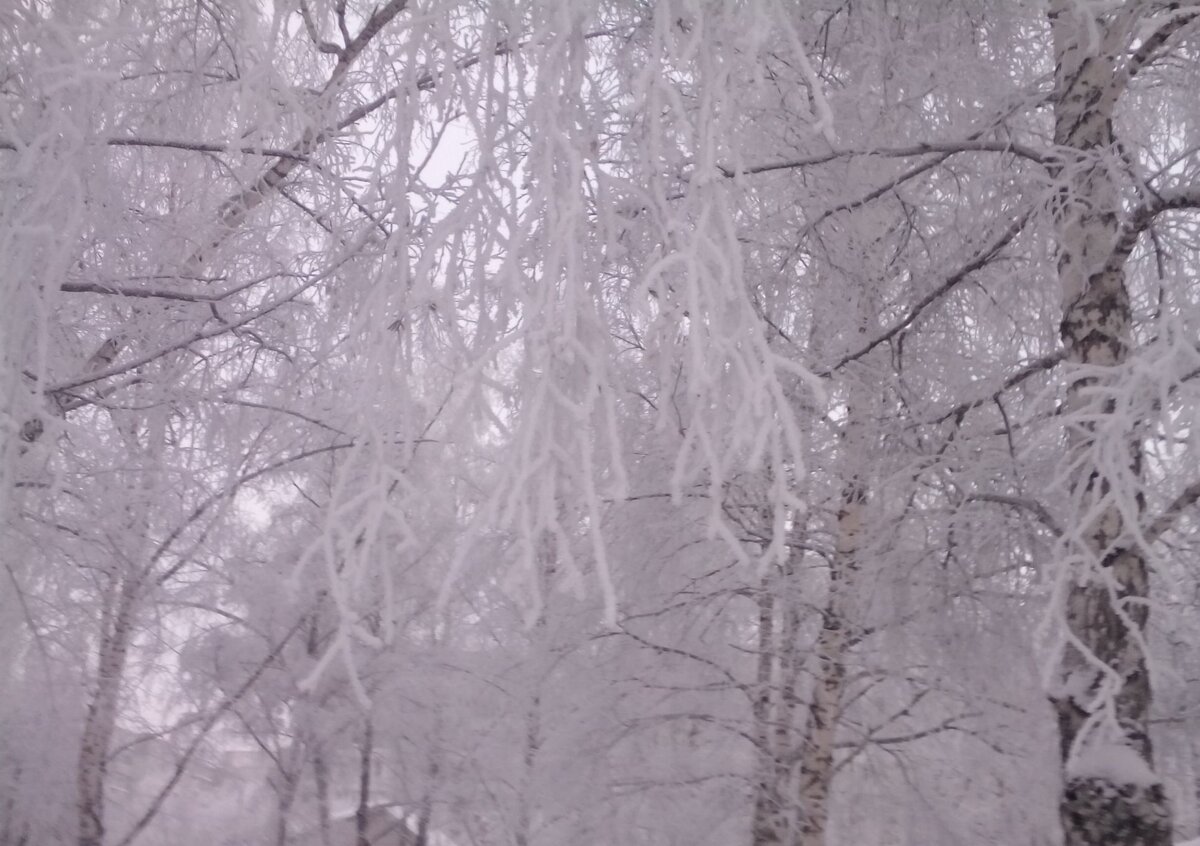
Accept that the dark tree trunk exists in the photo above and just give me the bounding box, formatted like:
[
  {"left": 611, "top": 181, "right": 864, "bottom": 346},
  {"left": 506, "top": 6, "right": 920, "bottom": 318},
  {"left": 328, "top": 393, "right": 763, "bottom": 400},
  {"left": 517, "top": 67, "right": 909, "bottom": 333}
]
[{"left": 356, "top": 719, "right": 374, "bottom": 846}]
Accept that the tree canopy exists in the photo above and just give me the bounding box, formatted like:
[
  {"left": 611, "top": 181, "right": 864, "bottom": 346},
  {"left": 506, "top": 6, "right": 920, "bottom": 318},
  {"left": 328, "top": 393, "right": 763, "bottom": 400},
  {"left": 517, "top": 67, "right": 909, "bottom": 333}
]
[{"left": 5, "top": 2, "right": 1200, "bottom": 845}]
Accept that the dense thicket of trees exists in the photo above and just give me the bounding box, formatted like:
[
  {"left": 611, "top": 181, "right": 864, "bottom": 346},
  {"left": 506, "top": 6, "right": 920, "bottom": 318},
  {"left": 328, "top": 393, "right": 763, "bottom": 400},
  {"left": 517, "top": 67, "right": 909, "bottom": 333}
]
[{"left": 5, "top": 2, "right": 1200, "bottom": 845}]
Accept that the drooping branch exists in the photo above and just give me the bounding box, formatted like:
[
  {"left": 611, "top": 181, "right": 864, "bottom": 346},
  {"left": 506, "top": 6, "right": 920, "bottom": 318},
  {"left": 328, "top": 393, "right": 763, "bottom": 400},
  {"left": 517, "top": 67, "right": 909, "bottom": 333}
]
[
  {"left": 330, "top": 27, "right": 632, "bottom": 136},
  {"left": 35, "top": 24, "right": 628, "bottom": 426},
  {"left": 964, "top": 492, "right": 1063, "bottom": 538}
]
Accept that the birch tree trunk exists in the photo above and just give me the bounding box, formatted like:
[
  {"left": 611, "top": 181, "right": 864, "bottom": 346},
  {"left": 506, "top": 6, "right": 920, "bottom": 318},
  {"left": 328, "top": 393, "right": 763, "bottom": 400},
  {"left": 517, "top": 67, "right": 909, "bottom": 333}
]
[
  {"left": 750, "top": 573, "right": 785, "bottom": 846},
  {"left": 77, "top": 415, "right": 166, "bottom": 846},
  {"left": 313, "top": 747, "right": 332, "bottom": 846},
  {"left": 356, "top": 719, "right": 374, "bottom": 846},
  {"left": 77, "top": 576, "right": 139, "bottom": 846},
  {"left": 1047, "top": 3, "right": 1171, "bottom": 843},
  {"left": 412, "top": 748, "right": 438, "bottom": 846},
  {"left": 795, "top": 473, "right": 863, "bottom": 846},
  {"left": 308, "top": 611, "right": 333, "bottom": 846},
  {"left": 794, "top": 362, "right": 876, "bottom": 846}
]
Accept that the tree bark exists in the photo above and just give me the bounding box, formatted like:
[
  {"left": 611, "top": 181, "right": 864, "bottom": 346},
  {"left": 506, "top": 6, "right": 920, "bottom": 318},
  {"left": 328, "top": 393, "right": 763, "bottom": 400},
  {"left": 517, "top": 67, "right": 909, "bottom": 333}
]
[
  {"left": 307, "top": 611, "right": 333, "bottom": 846},
  {"left": 750, "top": 574, "right": 785, "bottom": 846},
  {"left": 1048, "top": 3, "right": 1172, "bottom": 843},
  {"left": 77, "top": 576, "right": 139, "bottom": 846},
  {"left": 796, "top": 474, "right": 862, "bottom": 846},
  {"left": 356, "top": 719, "right": 374, "bottom": 846},
  {"left": 788, "top": 266, "right": 879, "bottom": 846},
  {"left": 515, "top": 696, "right": 540, "bottom": 846},
  {"left": 314, "top": 745, "right": 332, "bottom": 846},
  {"left": 273, "top": 767, "right": 300, "bottom": 846}
]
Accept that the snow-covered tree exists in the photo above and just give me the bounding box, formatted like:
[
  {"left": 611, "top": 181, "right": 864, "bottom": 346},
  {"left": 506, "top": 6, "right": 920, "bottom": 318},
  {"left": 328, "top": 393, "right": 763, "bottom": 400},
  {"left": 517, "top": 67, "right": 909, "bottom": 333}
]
[{"left": 7, "top": 2, "right": 1200, "bottom": 846}]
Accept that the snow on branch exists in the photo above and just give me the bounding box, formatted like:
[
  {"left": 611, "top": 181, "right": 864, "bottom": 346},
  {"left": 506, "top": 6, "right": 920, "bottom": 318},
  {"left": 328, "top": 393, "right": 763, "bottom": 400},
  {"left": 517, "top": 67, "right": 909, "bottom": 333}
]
[
  {"left": 715, "top": 139, "right": 1052, "bottom": 179},
  {"left": 427, "top": 0, "right": 834, "bottom": 625},
  {"left": 0, "top": 136, "right": 309, "bottom": 159}
]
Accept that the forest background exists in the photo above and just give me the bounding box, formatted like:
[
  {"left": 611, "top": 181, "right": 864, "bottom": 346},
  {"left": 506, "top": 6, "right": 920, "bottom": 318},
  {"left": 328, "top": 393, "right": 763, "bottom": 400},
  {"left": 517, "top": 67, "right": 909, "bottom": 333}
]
[{"left": 5, "top": 2, "right": 1200, "bottom": 845}]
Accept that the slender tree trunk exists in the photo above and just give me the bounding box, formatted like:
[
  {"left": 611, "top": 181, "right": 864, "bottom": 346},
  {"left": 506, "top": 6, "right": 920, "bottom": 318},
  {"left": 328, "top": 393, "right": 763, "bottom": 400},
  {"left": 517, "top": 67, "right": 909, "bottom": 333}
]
[
  {"left": 77, "top": 575, "right": 139, "bottom": 846},
  {"left": 749, "top": 545, "right": 807, "bottom": 846},
  {"left": 515, "top": 539, "right": 557, "bottom": 846},
  {"left": 356, "top": 719, "right": 374, "bottom": 846},
  {"left": 306, "top": 612, "right": 333, "bottom": 846},
  {"left": 273, "top": 766, "right": 300, "bottom": 846},
  {"left": 796, "top": 473, "right": 863, "bottom": 846},
  {"left": 788, "top": 270, "right": 878, "bottom": 846},
  {"left": 1047, "top": 3, "right": 1171, "bottom": 843},
  {"left": 2, "top": 772, "right": 26, "bottom": 846},
  {"left": 413, "top": 729, "right": 441, "bottom": 846},
  {"left": 515, "top": 696, "right": 540, "bottom": 846},
  {"left": 750, "top": 576, "right": 785, "bottom": 846},
  {"left": 414, "top": 779, "right": 434, "bottom": 846},
  {"left": 313, "top": 745, "right": 332, "bottom": 846}
]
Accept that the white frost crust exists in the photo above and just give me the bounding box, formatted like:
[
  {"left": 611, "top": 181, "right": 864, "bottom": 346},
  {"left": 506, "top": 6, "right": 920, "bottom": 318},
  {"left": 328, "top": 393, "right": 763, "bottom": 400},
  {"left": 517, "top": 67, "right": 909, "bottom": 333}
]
[{"left": 1068, "top": 740, "right": 1160, "bottom": 788}]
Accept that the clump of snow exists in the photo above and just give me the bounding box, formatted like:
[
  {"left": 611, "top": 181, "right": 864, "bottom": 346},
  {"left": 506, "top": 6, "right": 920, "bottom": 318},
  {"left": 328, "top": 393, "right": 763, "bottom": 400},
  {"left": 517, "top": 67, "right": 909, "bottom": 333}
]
[{"left": 1068, "top": 740, "right": 1160, "bottom": 788}]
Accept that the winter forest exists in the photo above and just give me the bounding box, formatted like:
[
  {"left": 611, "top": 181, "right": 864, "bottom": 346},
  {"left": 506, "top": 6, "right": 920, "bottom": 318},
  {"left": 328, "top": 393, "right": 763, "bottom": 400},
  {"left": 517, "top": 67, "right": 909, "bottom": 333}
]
[{"left": 10, "top": 1, "right": 1200, "bottom": 845}]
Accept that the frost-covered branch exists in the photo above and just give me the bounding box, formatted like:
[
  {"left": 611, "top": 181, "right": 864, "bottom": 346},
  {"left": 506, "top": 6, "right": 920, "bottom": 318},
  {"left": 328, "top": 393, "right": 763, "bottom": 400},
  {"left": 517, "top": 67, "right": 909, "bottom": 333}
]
[
  {"left": 1121, "top": 6, "right": 1200, "bottom": 84},
  {"left": 1145, "top": 478, "right": 1200, "bottom": 544},
  {"left": 1110, "top": 186, "right": 1200, "bottom": 271},
  {"left": 110, "top": 617, "right": 307, "bottom": 846},
  {"left": 718, "top": 140, "right": 1052, "bottom": 178},
  {"left": 823, "top": 212, "right": 1032, "bottom": 374},
  {"left": 48, "top": 244, "right": 366, "bottom": 394},
  {"left": 965, "top": 492, "right": 1063, "bottom": 538},
  {"left": 928, "top": 351, "right": 1066, "bottom": 424},
  {"left": 0, "top": 136, "right": 308, "bottom": 159}
]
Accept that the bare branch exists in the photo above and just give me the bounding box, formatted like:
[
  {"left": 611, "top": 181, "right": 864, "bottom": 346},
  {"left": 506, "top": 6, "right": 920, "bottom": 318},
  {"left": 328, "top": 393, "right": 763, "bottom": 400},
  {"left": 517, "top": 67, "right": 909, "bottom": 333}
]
[
  {"left": 1122, "top": 8, "right": 1200, "bottom": 84},
  {"left": 964, "top": 492, "right": 1063, "bottom": 538},
  {"left": 1109, "top": 186, "right": 1200, "bottom": 273},
  {"left": 719, "top": 140, "right": 1053, "bottom": 179},
  {"left": 1145, "top": 479, "right": 1200, "bottom": 544},
  {"left": 111, "top": 618, "right": 307, "bottom": 846},
  {"left": 61, "top": 281, "right": 231, "bottom": 302},
  {"left": 823, "top": 212, "right": 1032, "bottom": 374},
  {"left": 927, "top": 350, "right": 1066, "bottom": 424},
  {"left": 0, "top": 136, "right": 309, "bottom": 159},
  {"left": 48, "top": 256, "right": 347, "bottom": 393}
]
